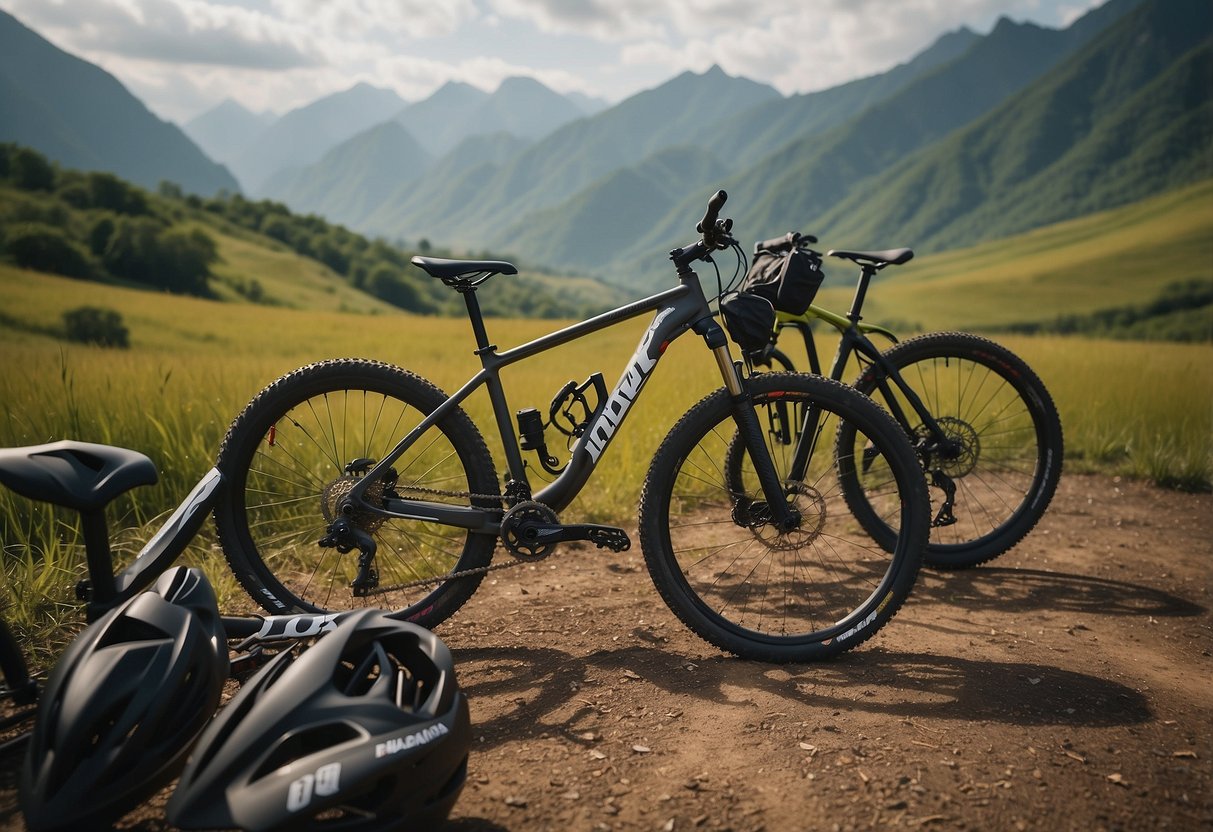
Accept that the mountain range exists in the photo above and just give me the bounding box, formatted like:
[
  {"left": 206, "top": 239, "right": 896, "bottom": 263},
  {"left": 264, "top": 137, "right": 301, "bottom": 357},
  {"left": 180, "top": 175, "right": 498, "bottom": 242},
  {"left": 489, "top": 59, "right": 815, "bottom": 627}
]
[
  {"left": 2, "top": 0, "right": 1208, "bottom": 297},
  {"left": 0, "top": 8, "right": 237, "bottom": 196}
]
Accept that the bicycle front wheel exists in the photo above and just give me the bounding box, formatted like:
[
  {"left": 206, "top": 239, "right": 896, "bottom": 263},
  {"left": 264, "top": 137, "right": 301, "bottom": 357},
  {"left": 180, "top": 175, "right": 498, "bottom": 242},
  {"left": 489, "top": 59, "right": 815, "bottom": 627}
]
[
  {"left": 214, "top": 359, "right": 499, "bottom": 626},
  {"left": 638, "top": 372, "right": 928, "bottom": 662},
  {"left": 840, "top": 332, "right": 1063, "bottom": 568}
]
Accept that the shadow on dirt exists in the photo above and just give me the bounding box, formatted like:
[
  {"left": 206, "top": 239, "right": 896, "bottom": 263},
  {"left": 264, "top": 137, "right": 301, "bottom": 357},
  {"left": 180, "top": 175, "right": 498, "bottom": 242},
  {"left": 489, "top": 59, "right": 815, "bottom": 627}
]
[
  {"left": 454, "top": 641, "right": 1151, "bottom": 753},
  {"left": 911, "top": 566, "right": 1204, "bottom": 617}
]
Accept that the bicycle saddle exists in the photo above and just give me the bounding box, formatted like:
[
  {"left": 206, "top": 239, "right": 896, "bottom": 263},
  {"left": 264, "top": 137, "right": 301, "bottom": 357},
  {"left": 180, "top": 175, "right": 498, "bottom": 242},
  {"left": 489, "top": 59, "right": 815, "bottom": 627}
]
[
  {"left": 0, "top": 440, "right": 157, "bottom": 512},
  {"left": 827, "top": 248, "right": 914, "bottom": 268},
  {"left": 411, "top": 256, "right": 518, "bottom": 281}
]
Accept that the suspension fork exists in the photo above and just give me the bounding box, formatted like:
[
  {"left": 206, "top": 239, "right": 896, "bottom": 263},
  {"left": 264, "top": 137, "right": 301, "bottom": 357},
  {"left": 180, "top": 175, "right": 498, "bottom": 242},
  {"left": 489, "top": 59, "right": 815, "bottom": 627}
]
[{"left": 703, "top": 326, "right": 797, "bottom": 530}]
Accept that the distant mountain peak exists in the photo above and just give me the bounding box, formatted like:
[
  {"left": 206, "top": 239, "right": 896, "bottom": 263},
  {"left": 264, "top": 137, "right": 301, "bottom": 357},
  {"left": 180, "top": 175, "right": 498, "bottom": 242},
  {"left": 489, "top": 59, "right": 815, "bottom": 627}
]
[{"left": 497, "top": 76, "right": 548, "bottom": 92}]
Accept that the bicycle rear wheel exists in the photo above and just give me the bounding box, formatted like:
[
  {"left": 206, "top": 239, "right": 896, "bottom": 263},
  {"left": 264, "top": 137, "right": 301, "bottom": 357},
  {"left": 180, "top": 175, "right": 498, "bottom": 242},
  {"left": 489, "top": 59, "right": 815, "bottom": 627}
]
[
  {"left": 214, "top": 359, "right": 499, "bottom": 626},
  {"left": 638, "top": 373, "right": 928, "bottom": 662},
  {"left": 839, "top": 332, "right": 1063, "bottom": 568}
]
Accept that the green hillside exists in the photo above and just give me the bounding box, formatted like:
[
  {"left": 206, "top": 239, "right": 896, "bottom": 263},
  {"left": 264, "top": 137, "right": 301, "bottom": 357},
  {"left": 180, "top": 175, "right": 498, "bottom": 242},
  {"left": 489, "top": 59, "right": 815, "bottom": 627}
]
[
  {"left": 809, "top": 178, "right": 1213, "bottom": 334},
  {"left": 820, "top": 0, "right": 1212, "bottom": 252},
  {"left": 374, "top": 66, "right": 780, "bottom": 245},
  {"left": 602, "top": 2, "right": 1140, "bottom": 290},
  {"left": 261, "top": 121, "right": 432, "bottom": 230},
  {"left": 0, "top": 145, "right": 627, "bottom": 323},
  {"left": 502, "top": 146, "right": 724, "bottom": 270},
  {"left": 366, "top": 132, "right": 529, "bottom": 238},
  {"left": 700, "top": 26, "right": 983, "bottom": 164}
]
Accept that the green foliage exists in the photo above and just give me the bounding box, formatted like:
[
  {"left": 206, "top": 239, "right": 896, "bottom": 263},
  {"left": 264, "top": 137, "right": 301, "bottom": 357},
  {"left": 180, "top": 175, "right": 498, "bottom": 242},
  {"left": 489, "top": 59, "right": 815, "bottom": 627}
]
[
  {"left": 4, "top": 222, "right": 95, "bottom": 278},
  {"left": 86, "top": 171, "right": 150, "bottom": 215},
  {"left": 62, "top": 305, "right": 129, "bottom": 347},
  {"left": 101, "top": 217, "right": 217, "bottom": 295},
  {"left": 9, "top": 145, "right": 55, "bottom": 190}
]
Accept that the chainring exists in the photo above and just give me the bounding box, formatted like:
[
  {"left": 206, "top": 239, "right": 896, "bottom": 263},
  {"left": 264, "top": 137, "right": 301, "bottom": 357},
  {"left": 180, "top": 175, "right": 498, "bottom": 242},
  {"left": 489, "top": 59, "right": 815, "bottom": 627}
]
[{"left": 500, "top": 500, "right": 560, "bottom": 562}]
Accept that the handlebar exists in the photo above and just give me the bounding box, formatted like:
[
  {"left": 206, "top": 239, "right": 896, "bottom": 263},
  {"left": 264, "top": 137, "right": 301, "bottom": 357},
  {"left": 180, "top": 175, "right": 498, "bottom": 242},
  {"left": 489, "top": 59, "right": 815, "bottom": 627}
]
[
  {"left": 669, "top": 189, "right": 738, "bottom": 271},
  {"left": 754, "top": 231, "right": 818, "bottom": 254},
  {"left": 697, "top": 189, "right": 728, "bottom": 235}
]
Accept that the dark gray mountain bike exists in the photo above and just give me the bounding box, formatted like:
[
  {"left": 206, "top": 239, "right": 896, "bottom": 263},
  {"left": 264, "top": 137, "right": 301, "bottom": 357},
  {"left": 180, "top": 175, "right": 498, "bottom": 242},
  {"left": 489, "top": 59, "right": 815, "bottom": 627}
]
[{"left": 214, "top": 192, "right": 931, "bottom": 662}]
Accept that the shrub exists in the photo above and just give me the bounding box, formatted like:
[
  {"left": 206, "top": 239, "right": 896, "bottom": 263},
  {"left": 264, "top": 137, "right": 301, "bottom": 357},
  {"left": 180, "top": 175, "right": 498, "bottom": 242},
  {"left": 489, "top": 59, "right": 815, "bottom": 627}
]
[
  {"left": 4, "top": 223, "right": 94, "bottom": 279},
  {"left": 62, "top": 306, "right": 129, "bottom": 348}
]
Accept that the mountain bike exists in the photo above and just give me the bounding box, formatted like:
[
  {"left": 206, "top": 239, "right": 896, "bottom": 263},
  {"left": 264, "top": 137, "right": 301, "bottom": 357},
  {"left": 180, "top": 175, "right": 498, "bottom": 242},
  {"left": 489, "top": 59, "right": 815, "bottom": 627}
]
[
  {"left": 213, "top": 191, "right": 931, "bottom": 663},
  {"left": 746, "top": 232, "right": 1063, "bottom": 569}
]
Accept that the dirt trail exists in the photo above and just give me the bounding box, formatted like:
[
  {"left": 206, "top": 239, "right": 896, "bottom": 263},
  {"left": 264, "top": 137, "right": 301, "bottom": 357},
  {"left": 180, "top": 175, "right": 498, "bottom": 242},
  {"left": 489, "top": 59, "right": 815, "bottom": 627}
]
[{"left": 2, "top": 473, "right": 1210, "bottom": 831}]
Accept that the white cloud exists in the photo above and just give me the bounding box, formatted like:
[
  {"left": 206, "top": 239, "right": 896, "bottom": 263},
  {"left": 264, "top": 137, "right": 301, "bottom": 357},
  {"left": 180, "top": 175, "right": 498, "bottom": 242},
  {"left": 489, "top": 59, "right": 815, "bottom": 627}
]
[
  {"left": 0, "top": 0, "right": 1105, "bottom": 122},
  {"left": 268, "top": 0, "right": 477, "bottom": 40},
  {"left": 487, "top": 0, "right": 665, "bottom": 40},
  {"left": 3, "top": 0, "right": 320, "bottom": 67}
]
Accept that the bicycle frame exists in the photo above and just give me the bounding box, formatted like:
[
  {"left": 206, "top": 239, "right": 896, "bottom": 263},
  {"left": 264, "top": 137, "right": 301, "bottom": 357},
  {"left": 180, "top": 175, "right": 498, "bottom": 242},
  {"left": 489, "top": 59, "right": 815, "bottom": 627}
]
[
  {"left": 345, "top": 263, "right": 787, "bottom": 528},
  {"left": 773, "top": 270, "right": 955, "bottom": 450}
]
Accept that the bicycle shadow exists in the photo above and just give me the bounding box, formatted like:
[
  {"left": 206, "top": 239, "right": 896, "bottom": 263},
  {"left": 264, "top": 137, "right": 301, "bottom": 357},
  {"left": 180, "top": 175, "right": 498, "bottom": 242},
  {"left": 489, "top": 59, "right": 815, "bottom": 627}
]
[
  {"left": 453, "top": 640, "right": 1150, "bottom": 754},
  {"left": 910, "top": 566, "right": 1205, "bottom": 617}
]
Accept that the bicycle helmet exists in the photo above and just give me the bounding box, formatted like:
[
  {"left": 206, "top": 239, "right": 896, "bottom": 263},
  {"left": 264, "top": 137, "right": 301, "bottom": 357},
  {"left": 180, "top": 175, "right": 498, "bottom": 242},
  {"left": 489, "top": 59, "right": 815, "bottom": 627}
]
[
  {"left": 167, "top": 608, "right": 471, "bottom": 832},
  {"left": 20, "top": 566, "right": 229, "bottom": 832}
]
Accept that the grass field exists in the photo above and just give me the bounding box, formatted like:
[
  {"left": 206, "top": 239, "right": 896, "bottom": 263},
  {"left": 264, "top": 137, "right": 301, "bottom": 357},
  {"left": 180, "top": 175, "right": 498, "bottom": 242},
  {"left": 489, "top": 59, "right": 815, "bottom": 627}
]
[
  {"left": 2, "top": 185, "right": 1211, "bottom": 665},
  {"left": 814, "top": 179, "right": 1213, "bottom": 332}
]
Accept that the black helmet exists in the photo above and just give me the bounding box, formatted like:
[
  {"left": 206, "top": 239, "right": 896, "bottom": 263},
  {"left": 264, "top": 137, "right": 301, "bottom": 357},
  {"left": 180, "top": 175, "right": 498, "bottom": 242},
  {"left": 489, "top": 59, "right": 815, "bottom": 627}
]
[
  {"left": 167, "top": 608, "right": 471, "bottom": 832},
  {"left": 20, "top": 566, "right": 229, "bottom": 832}
]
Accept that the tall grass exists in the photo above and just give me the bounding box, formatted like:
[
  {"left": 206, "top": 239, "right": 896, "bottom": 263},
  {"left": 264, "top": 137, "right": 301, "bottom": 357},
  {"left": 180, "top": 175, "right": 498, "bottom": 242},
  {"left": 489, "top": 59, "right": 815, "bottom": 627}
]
[{"left": 1, "top": 265, "right": 1210, "bottom": 671}]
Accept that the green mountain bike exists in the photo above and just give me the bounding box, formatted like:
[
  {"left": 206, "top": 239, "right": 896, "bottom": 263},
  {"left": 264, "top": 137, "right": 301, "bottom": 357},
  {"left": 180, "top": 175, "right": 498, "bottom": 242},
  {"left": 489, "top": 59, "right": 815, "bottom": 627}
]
[{"left": 746, "top": 232, "right": 1063, "bottom": 569}]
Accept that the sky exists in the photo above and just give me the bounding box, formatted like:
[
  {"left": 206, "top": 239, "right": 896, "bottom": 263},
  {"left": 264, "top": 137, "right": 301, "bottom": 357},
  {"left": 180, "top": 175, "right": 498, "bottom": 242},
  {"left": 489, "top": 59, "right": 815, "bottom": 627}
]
[{"left": 1, "top": 0, "right": 1103, "bottom": 124}]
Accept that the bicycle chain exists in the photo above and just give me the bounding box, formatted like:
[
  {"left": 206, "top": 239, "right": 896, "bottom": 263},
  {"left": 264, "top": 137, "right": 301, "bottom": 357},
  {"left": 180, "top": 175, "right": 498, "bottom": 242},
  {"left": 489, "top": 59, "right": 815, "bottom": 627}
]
[{"left": 361, "top": 483, "right": 527, "bottom": 595}]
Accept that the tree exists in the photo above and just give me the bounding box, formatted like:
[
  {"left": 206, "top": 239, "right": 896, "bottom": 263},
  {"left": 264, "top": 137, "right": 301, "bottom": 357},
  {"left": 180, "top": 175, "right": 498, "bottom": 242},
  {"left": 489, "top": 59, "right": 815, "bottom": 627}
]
[
  {"left": 4, "top": 224, "right": 94, "bottom": 279},
  {"left": 88, "top": 172, "right": 149, "bottom": 215},
  {"left": 9, "top": 147, "right": 55, "bottom": 191},
  {"left": 368, "top": 265, "right": 421, "bottom": 311}
]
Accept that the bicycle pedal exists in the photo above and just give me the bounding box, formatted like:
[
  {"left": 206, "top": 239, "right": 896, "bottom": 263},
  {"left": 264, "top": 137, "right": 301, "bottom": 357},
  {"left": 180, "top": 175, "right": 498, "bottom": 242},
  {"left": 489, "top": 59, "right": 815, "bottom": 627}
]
[{"left": 586, "top": 526, "right": 631, "bottom": 552}]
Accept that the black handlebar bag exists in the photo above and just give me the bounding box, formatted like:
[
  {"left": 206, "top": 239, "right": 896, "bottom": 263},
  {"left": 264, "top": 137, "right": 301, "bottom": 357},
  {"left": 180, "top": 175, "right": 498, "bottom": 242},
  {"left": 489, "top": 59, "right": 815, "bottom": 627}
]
[
  {"left": 720, "top": 292, "right": 776, "bottom": 356},
  {"left": 742, "top": 246, "right": 824, "bottom": 315}
]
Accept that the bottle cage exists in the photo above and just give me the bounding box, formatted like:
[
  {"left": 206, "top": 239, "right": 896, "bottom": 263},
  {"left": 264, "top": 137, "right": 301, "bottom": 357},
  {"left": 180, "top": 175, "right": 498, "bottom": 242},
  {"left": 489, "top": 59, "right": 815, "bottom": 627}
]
[{"left": 549, "top": 373, "right": 607, "bottom": 439}]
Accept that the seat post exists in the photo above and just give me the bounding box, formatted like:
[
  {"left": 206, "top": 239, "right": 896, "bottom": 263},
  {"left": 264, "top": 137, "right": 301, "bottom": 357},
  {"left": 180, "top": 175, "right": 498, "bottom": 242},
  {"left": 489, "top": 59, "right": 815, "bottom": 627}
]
[
  {"left": 80, "top": 509, "right": 118, "bottom": 617},
  {"left": 461, "top": 289, "right": 495, "bottom": 355},
  {"left": 846, "top": 265, "right": 877, "bottom": 324}
]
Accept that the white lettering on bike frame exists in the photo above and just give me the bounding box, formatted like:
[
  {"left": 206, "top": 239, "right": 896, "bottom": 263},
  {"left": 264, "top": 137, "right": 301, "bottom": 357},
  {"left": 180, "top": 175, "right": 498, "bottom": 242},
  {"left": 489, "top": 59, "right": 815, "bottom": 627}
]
[
  {"left": 254, "top": 612, "right": 341, "bottom": 641},
  {"left": 584, "top": 308, "right": 675, "bottom": 462}
]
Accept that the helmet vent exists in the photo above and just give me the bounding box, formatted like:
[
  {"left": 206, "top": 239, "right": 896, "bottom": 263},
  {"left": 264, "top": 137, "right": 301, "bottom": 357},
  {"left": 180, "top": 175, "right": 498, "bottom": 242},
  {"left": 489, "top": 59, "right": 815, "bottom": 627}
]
[
  {"left": 251, "top": 722, "right": 361, "bottom": 782},
  {"left": 96, "top": 615, "right": 170, "bottom": 648}
]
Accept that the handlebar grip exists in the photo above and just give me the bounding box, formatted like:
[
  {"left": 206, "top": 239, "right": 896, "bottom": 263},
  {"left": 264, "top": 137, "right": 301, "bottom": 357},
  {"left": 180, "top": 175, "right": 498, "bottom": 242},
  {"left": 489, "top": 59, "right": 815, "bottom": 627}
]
[
  {"left": 755, "top": 231, "right": 820, "bottom": 254},
  {"left": 756, "top": 232, "right": 799, "bottom": 252},
  {"left": 696, "top": 189, "right": 728, "bottom": 234}
]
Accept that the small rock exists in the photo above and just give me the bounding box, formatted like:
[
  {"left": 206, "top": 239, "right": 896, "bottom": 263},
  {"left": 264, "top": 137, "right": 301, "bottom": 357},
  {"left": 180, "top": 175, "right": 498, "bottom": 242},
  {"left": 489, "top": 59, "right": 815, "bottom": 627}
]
[
  {"left": 633, "top": 744, "right": 651, "bottom": 754},
  {"left": 504, "top": 795, "right": 527, "bottom": 808}
]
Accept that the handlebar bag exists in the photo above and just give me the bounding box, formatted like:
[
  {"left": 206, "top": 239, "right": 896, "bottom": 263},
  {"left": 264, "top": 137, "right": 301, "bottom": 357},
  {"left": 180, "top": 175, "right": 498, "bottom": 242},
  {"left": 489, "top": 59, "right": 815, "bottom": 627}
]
[
  {"left": 720, "top": 292, "right": 776, "bottom": 355},
  {"left": 742, "top": 246, "right": 824, "bottom": 315}
]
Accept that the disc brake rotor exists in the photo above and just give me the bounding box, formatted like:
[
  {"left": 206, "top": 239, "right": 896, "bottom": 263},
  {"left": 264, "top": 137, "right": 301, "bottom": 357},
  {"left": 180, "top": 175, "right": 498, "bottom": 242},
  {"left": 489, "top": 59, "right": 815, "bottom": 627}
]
[
  {"left": 751, "top": 481, "right": 826, "bottom": 551},
  {"left": 919, "top": 416, "right": 981, "bottom": 478}
]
